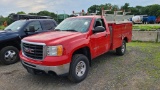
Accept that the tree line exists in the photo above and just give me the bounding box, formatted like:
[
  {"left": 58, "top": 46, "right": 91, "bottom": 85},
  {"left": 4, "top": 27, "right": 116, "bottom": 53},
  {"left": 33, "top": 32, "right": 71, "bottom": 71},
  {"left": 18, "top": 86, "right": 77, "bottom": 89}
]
[
  {"left": 0, "top": 10, "right": 57, "bottom": 25},
  {"left": 0, "top": 3, "right": 160, "bottom": 26},
  {"left": 87, "top": 3, "right": 160, "bottom": 17}
]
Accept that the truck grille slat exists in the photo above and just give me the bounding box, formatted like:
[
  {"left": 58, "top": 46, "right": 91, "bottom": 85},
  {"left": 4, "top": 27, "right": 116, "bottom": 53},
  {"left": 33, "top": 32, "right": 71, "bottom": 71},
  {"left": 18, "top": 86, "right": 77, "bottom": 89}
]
[
  {"left": 22, "top": 41, "right": 45, "bottom": 60},
  {"left": 24, "top": 52, "right": 43, "bottom": 57}
]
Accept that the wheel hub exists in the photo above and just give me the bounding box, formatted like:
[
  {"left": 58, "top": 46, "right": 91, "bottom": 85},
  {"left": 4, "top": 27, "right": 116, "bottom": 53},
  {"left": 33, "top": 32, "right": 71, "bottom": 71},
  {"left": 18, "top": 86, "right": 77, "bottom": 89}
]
[
  {"left": 76, "top": 61, "right": 86, "bottom": 77},
  {"left": 4, "top": 50, "right": 16, "bottom": 61},
  {"left": 121, "top": 43, "right": 125, "bottom": 53}
]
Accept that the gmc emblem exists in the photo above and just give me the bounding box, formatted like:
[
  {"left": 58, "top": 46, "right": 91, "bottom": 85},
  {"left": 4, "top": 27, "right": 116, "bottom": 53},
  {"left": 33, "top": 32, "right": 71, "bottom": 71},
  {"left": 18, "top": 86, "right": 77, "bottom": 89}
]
[{"left": 24, "top": 47, "right": 34, "bottom": 54}]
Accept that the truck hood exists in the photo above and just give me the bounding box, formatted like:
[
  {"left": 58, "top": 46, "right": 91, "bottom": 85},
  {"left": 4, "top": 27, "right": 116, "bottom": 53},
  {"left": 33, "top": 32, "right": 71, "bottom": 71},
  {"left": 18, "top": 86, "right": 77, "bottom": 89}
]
[
  {"left": 0, "top": 30, "right": 19, "bottom": 40},
  {"left": 23, "top": 31, "right": 84, "bottom": 44},
  {"left": 0, "top": 30, "right": 17, "bottom": 35}
]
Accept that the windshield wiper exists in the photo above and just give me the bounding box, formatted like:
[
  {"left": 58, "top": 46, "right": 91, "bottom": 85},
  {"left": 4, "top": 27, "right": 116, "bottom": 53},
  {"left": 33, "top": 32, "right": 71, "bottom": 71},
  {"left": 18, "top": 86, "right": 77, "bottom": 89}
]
[
  {"left": 4, "top": 29, "right": 12, "bottom": 31},
  {"left": 63, "top": 29, "right": 78, "bottom": 32},
  {"left": 54, "top": 29, "right": 61, "bottom": 31}
]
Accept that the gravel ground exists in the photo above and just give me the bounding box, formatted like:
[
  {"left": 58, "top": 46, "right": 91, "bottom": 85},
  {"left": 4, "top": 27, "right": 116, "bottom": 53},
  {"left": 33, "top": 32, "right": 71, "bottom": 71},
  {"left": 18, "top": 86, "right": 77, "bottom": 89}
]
[{"left": 0, "top": 42, "right": 160, "bottom": 90}]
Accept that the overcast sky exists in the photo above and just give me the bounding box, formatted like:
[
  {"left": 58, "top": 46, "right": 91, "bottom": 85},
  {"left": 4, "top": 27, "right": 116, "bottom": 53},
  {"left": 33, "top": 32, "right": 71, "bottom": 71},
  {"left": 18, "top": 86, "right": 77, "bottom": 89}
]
[{"left": 0, "top": 0, "right": 159, "bottom": 17}]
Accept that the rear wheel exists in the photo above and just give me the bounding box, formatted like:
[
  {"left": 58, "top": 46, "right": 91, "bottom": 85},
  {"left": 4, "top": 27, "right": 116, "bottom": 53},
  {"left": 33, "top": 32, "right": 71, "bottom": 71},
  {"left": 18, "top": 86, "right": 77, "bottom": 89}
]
[
  {"left": 116, "top": 40, "right": 126, "bottom": 56},
  {"left": 0, "top": 46, "right": 20, "bottom": 65},
  {"left": 68, "top": 54, "right": 89, "bottom": 83}
]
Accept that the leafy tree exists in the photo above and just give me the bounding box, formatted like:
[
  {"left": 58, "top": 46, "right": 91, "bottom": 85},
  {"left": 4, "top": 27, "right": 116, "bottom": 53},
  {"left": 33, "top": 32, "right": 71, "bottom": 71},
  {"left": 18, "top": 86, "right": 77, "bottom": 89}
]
[
  {"left": 87, "top": 3, "right": 160, "bottom": 17},
  {"left": 88, "top": 5, "right": 98, "bottom": 13},
  {"left": 8, "top": 13, "right": 15, "bottom": 18},
  {"left": 5, "top": 17, "right": 12, "bottom": 25},
  {"left": 135, "top": 6, "right": 143, "bottom": 12},
  {"left": 0, "top": 16, "right": 5, "bottom": 25},
  {"left": 37, "top": 10, "right": 51, "bottom": 16},
  {"left": 111, "top": 5, "right": 119, "bottom": 13},
  {"left": 28, "top": 13, "right": 37, "bottom": 15},
  {"left": 129, "top": 7, "right": 139, "bottom": 15},
  {"left": 141, "top": 6, "right": 149, "bottom": 15},
  {"left": 121, "top": 3, "right": 130, "bottom": 11},
  {"left": 50, "top": 12, "right": 57, "bottom": 19},
  {"left": 87, "top": 3, "right": 119, "bottom": 15},
  {"left": 156, "top": 10, "right": 160, "bottom": 17},
  {"left": 37, "top": 10, "right": 57, "bottom": 19},
  {"left": 17, "top": 11, "right": 26, "bottom": 14},
  {"left": 140, "top": 4, "right": 160, "bottom": 17},
  {"left": 148, "top": 4, "right": 160, "bottom": 17},
  {"left": 0, "top": 16, "right": 12, "bottom": 26}
]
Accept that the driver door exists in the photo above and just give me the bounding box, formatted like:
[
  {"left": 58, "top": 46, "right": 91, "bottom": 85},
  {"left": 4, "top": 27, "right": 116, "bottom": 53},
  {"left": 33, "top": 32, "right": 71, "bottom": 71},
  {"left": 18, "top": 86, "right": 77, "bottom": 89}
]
[{"left": 90, "top": 18, "right": 109, "bottom": 58}]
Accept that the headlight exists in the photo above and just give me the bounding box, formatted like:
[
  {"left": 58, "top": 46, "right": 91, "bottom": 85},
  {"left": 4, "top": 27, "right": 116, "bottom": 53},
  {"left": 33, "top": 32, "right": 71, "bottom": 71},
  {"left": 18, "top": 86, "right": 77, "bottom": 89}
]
[{"left": 47, "top": 45, "right": 63, "bottom": 56}]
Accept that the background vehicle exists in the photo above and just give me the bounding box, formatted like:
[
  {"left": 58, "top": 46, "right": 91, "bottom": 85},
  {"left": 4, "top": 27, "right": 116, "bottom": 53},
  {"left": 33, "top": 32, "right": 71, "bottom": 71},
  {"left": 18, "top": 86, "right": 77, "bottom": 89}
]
[
  {"left": 132, "top": 15, "right": 157, "bottom": 24},
  {"left": 143, "top": 16, "right": 156, "bottom": 24},
  {"left": 147, "top": 16, "right": 156, "bottom": 24},
  {"left": 142, "top": 16, "right": 148, "bottom": 24},
  {"left": 0, "top": 19, "right": 57, "bottom": 65},
  {"left": 156, "top": 16, "right": 160, "bottom": 24},
  {"left": 131, "top": 15, "right": 148, "bottom": 24},
  {"left": 20, "top": 10, "right": 132, "bottom": 83}
]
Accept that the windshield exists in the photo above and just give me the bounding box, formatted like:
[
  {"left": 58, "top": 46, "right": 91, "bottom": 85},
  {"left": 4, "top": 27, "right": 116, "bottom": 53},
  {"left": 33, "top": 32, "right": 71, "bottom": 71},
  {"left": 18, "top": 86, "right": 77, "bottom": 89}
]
[
  {"left": 4, "top": 20, "right": 26, "bottom": 31},
  {"left": 55, "top": 18, "right": 92, "bottom": 33}
]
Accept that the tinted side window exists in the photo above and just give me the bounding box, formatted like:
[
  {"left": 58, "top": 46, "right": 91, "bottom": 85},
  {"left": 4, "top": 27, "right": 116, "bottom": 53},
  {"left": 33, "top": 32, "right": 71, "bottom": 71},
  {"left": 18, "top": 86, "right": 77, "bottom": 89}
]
[
  {"left": 41, "top": 20, "right": 56, "bottom": 30},
  {"left": 26, "top": 21, "right": 42, "bottom": 31},
  {"left": 94, "top": 18, "right": 106, "bottom": 29}
]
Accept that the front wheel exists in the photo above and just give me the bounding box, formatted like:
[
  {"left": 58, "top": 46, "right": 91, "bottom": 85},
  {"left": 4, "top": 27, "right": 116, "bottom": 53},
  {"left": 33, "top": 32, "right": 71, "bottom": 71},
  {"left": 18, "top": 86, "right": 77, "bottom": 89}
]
[
  {"left": 116, "top": 40, "right": 126, "bottom": 56},
  {"left": 68, "top": 54, "right": 89, "bottom": 83},
  {"left": 0, "top": 46, "right": 20, "bottom": 65}
]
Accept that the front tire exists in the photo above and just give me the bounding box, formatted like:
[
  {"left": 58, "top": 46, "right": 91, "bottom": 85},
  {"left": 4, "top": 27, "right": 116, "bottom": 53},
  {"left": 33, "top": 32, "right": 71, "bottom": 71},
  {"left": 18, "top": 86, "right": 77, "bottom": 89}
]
[
  {"left": 0, "top": 46, "right": 20, "bottom": 65},
  {"left": 68, "top": 54, "right": 89, "bottom": 83},
  {"left": 116, "top": 40, "right": 126, "bottom": 56}
]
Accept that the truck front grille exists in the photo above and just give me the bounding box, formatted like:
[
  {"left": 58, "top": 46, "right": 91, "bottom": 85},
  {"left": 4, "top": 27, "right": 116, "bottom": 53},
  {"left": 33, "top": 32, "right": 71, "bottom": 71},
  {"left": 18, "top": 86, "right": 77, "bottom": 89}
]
[{"left": 22, "top": 41, "right": 46, "bottom": 60}]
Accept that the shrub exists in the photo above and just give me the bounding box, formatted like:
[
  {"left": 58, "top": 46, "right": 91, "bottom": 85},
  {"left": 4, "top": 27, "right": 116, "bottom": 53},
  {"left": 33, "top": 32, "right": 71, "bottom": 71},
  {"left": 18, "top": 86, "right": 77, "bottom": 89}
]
[{"left": 0, "top": 25, "right": 5, "bottom": 30}]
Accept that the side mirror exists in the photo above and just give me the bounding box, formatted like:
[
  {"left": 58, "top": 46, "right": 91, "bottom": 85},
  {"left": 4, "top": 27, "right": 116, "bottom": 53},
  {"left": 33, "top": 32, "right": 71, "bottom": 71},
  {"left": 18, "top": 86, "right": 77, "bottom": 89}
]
[
  {"left": 25, "top": 26, "right": 35, "bottom": 32},
  {"left": 93, "top": 26, "right": 105, "bottom": 33}
]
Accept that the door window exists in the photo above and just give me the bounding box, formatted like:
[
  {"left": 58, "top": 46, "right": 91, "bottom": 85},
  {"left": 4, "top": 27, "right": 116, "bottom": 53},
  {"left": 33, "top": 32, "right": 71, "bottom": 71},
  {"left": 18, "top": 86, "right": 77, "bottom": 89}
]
[
  {"left": 41, "top": 20, "right": 56, "bottom": 30},
  {"left": 26, "top": 21, "right": 42, "bottom": 31},
  {"left": 94, "top": 18, "right": 106, "bottom": 29}
]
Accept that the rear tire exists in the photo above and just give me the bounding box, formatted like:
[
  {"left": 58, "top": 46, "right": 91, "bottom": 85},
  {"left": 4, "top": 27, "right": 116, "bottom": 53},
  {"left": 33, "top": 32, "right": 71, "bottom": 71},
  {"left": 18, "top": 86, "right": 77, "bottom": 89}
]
[
  {"left": 0, "top": 46, "right": 20, "bottom": 65},
  {"left": 68, "top": 54, "right": 89, "bottom": 83},
  {"left": 116, "top": 40, "right": 126, "bottom": 56}
]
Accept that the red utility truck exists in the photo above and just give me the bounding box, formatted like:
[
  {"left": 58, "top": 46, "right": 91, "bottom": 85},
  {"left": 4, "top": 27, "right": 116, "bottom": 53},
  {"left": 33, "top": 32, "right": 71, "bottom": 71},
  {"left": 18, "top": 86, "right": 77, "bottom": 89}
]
[
  {"left": 20, "top": 14, "right": 132, "bottom": 83},
  {"left": 156, "top": 16, "right": 160, "bottom": 24}
]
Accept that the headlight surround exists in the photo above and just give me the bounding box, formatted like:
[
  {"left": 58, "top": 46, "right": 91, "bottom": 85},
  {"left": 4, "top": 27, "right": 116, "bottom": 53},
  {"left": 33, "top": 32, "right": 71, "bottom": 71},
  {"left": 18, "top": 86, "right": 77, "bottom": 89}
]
[{"left": 47, "top": 45, "right": 63, "bottom": 56}]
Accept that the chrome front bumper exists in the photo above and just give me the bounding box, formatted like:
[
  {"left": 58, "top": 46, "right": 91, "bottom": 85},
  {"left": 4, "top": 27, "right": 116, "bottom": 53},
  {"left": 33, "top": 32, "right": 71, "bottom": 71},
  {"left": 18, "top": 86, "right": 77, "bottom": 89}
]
[{"left": 21, "top": 60, "right": 70, "bottom": 75}]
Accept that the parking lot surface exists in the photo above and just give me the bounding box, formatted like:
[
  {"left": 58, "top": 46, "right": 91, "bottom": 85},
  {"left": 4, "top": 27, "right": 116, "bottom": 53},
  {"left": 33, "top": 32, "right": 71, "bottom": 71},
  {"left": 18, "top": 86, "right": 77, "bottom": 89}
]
[{"left": 0, "top": 42, "right": 160, "bottom": 90}]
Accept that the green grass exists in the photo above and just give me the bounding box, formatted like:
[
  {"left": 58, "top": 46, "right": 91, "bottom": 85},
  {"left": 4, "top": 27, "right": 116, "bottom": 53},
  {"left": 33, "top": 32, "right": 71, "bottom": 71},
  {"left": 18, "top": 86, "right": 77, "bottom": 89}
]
[
  {"left": 128, "top": 42, "right": 160, "bottom": 49},
  {"left": 0, "top": 25, "right": 5, "bottom": 30},
  {"left": 133, "top": 25, "right": 160, "bottom": 31},
  {"left": 128, "top": 42, "right": 160, "bottom": 78}
]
